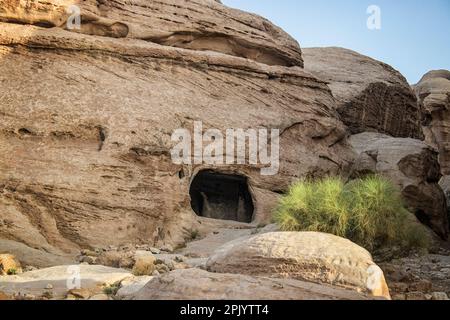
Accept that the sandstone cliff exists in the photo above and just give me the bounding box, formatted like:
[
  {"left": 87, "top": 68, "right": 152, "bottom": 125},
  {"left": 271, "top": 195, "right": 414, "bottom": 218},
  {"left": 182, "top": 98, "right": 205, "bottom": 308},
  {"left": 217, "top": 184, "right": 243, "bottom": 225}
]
[{"left": 0, "top": 0, "right": 353, "bottom": 258}]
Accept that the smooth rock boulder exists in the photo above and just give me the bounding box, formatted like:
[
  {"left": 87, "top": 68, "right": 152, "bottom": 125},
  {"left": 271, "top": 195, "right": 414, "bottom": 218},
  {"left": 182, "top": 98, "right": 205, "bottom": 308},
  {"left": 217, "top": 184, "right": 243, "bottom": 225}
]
[
  {"left": 303, "top": 47, "right": 423, "bottom": 139},
  {"left": 349, "top": 132, "right": 449, "bottom": 239},
  {"left": 414, "top": 70, "right": 450, "bottom": 175},
  {"left": 0, "top": 1, "right": 353, "bottom": 255},
  {"left": 131, "top": 268, "right": 376, "bottom": 300},
  {"left": 206, "top": 232, "right": 390, "bottom": 299}
]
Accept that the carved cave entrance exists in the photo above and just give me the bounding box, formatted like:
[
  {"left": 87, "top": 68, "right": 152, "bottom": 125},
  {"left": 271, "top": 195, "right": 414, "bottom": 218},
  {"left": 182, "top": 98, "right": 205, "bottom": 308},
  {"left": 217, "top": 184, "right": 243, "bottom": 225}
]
[{"left": 189, "top": 170, "right": 254, "bottom": 223}]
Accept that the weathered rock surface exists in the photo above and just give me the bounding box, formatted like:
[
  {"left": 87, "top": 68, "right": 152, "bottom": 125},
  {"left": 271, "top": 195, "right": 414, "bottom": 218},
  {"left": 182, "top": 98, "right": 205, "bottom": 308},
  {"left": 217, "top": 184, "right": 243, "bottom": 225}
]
[
  {"left": 206, "top": 232, "right": 390, "bottom": 299},
  {"left": 0, "top": 1, "right": 353, "bottom": 256},
  {"left": 349, "top": 132, "right": 449, "bottom": 239},
  {"left": 303, "top": 47, "right": 423, "bottom": 139},
  {"left": 130, "top": 268, "right": 376, "bottom": 300},
  {"left": 0, "top": 265, "right": 131, "bottom": 299},
  {"left": 414, "top": 70, "right": 450, "bottom": 175}
]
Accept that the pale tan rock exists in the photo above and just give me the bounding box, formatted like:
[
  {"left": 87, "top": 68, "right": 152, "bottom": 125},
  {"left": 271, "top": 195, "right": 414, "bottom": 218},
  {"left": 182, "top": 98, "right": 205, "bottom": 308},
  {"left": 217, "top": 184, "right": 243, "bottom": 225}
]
[
  {"left": 0, "top": 254, "right": 22, "bottom": 275},
  {"left": 0, "top": 1, "right": 353, "bottom": 255},
  {"left": 0, "top": 265, "right": 131, "bottom": 298},
  {"left": 303, "top": 47, "right": 423, "bottom": 139},
  {"left": 415, "top": 70, "right": 450, "bottom": 175},
  {"left": 132, "top": 256, "right": 156, "bottom": 276},
  {"left": 206, "top": 232, "right": 390, "bottom": 299},
  {"left": 130, "top": 268, "right": 377, "bottom": 300},
  {"left": 349, "top": 132, "right": 449, "bottom": 239},
  {"left": 116, "top": 275, "right": 153, "bottom": 298}
]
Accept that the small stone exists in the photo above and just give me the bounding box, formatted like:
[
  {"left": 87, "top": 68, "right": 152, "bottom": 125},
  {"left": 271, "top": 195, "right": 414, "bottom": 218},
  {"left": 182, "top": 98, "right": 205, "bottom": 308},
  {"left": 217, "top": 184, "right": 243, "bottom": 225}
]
[
  {"left": 160, "top": 245, "right": 174, "bottom": 253},
  {"left": 150, "top": 248, "right": 161, "bottom": 254},
  {"left": 45, "top": 284, "right": 53, "bottom": 290},
  {"left": 151, "top": 270, "right": 160, "bottom": 276},
  {"left": 80, "top": 256, "right": 96, "bottom": 265},
  {"left": 408, "top": 279, "right": 432, "bottom": 293},
  {"left": 431, "top": 292, "right": 449, "bottom": 301},
  {"left": 405, "top": 292, "right": 427, "bottom": 300},
  {"left": 392, "top": 294, "right": 406, "bottom": 300},
  {"left": 24, "top": 266, "right": 37, "bottom": 272},
  {"left": 89, "top": 294, "right": 110, "bottom": 300},
  {"left": 68, "top": 288, "right": 91, "bottom": 300},
  {"left": 425, "top": 294, "right": 433, "bottom": 300},
  {"left": 156, "top": 264, "right": 170, "bottom": 274},
  {"left": 80, "top": 249, "right": 98, "bottom": 257}
]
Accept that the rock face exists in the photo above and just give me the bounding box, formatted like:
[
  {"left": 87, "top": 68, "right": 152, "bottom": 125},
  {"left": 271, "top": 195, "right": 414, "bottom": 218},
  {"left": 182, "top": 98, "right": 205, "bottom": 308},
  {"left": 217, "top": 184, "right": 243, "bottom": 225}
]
[
  {"left": 131, "top": 268, "right": 374, "bottom": 300},
  {"left": 349, "top": 132, "right": 449, "bottom": 239},
  {"left": 303, "top": 47, "right": 423, "bottom": 139},
  {"left": 414, "top": 70, "right": 450, "bottom": 175},
  {"left": 206, "top": 232, "right": 390, "bottom": 299},
  {"left": 0, "top": 0, "right": 354, "bottom": 256}
]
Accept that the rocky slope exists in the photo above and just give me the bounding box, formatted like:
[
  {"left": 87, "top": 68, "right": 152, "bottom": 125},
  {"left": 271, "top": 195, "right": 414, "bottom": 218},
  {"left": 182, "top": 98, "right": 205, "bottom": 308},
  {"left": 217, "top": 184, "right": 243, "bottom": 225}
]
[
  {"left": 303, "top": 47, "right": 423, "bottom": 139},
  {"left": 0, "top": 0, "right": 353, "bottom": 261}
]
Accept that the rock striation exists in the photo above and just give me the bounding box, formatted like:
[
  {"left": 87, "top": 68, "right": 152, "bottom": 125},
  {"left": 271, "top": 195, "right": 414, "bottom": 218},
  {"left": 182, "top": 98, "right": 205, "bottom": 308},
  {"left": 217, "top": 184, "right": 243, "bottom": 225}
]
[{"left": 303, "top": 47, "right": 423, "bottom": 139}]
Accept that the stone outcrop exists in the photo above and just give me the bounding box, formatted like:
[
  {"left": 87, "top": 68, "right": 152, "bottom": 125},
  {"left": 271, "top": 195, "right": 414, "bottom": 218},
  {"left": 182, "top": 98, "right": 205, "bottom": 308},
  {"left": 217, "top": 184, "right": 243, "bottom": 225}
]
[
  {"left": 414, "top": 70, "right": 450, "bottom": 175},
  {"left": 206, "top": 232, "right": 390, "bottom": 299},
  {"left": 130, "top": 268, "right": 376, "bottom": 300},
  {"left": 349, "top": 132, "right": 449, "bottom": 239},
  {"left": 0, "top": 0, "right": 354, "bottom": 257},
  {"left": 303, "top": 47, "right": 423, "bottom": 139}
]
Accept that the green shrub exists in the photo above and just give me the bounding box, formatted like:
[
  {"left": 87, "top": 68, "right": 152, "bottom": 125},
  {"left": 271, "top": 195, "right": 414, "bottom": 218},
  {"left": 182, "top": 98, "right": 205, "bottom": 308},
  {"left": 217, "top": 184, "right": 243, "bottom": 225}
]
[
  {"left": 273, "top": 175, "right": 430, "bottom": 251},
  {"left": 6, "top": 268, "right": 17, "bottom": 275}
]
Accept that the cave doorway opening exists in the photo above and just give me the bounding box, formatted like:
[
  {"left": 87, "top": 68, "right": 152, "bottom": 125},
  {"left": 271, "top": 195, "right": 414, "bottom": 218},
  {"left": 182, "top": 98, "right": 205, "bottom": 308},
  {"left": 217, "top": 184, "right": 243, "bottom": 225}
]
[{"left": 189, "top": 170, "right": 254, "bottom": 223}]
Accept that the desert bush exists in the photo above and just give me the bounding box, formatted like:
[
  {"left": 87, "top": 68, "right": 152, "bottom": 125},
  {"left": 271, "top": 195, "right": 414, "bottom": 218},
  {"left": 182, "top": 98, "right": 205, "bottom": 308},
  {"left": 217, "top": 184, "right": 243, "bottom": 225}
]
[{"left": 273, "top": 175, "right": 430, "bottom": 251}]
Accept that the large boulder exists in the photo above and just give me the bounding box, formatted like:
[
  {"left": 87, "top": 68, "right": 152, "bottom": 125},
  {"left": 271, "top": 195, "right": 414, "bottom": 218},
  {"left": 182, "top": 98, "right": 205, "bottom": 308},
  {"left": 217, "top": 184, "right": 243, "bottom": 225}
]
[
  {"left": 130, "top": 268, "right": 376, "bottom": 300},
  {"left": 349, "top": 132, "right": 449, "bottom": 239},
  {"left": 303, "top": 47, "right": 423, "bottom": 139},
  {"left": 414, "top": 70, "right": 450, "bottom": 175},
  {"left": 0, "top": 1, "right": 353, "bottom": 256},
  {"left": 205, "top": 232, "right": 390, "bottom": 299}
]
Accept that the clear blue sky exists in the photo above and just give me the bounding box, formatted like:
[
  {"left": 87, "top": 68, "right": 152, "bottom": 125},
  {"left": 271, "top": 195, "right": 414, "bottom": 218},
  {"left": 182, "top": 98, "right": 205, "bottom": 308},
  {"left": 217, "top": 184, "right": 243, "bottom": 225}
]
[{"left": 223, "top": 0, "right": 450, "bottom": 84}]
